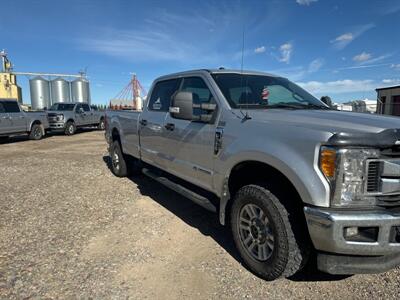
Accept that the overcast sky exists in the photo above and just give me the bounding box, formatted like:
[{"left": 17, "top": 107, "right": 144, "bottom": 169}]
[{"left": 2, "top": 0, "right": 400, "bottom": 104}]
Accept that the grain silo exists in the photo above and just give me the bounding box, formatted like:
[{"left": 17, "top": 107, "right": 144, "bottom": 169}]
[
  {"left": 51, "top": 77, "right": 70, "bottom": 103},
  {"left": 71, "top": 78, "right": 90, "bottom": 103},
  {"left": 30, "top": 76, "right": 51, "bottom": 110}
]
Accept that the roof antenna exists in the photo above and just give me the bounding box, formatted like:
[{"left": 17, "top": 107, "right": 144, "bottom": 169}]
[{"left": 239, "top": 8, "right": 251, "bottom": 121}]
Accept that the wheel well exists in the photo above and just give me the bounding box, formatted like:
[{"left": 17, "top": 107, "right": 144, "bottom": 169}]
[
  {"left": 100, "top": 116, "right": 104, "bottom": 121},
  {"left": 31, "top": 120, "right": 41, "bottom": 126},
  {"left": 112, "top": 128, "right": 120, "bottom": 142},
  {"left": 226, "top": 161, "right": 304, "bottom": 220},
  {"left": 30, "top": 120, "right": 42, "bottom": 130},
  {"left": 66, "top": 119, "right": 75, "bottom": 124}
]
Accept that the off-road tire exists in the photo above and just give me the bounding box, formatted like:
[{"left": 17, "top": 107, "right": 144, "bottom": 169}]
[
  {"left": 110, "top": 140, "right": 128, "bottom": 177},
  {"left": 231, "top": 184, "right": 309, "bottom": 281},
  {"left": 98, "top": 118, "right": 105, "bottom": 130},
  {"left": 109, "top": 140, "right": 141, "bottom": 177},
  {"left": 65, "top": 121, "right": 76, "bottom": 136},
  {"left": 29, "top": 124, "right": 44, "bottom": 140}
]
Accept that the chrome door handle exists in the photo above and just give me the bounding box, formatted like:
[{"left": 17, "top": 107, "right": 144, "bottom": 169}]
[{"left": 140, "top": 119, "right": 148, "bottom": 126}]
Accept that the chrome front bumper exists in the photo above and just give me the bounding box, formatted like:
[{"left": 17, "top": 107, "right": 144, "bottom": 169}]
[
  {"left": 304, "top": 207, "right": 400, "bottom": 256},
  {"left": 49, "top": 122, "right": 65, "bottom": 130}
]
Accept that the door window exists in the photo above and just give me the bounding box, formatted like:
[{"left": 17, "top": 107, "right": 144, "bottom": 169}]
[
  {"left": 0, "top": 103, "right": 5, "bottom": 113},
  {"left": 82, "top": 104, "right": 91, "bottom": 112},
  {"left": 3, "top": 101, "right": 20, "bottom": 113},
  {"left": 75, "top": 104, "right": 82, "bottom": 112},
  {"left": 148, "top": 79, "right": 181, "bottom": 112},
  {"left": 181, "top": 77, "right": 215, "bottom": 116}
]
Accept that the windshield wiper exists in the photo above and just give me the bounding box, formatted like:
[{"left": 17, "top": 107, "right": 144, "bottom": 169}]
[
  {"left": 303, "top": 103, "right": 331, "bottom": 110},
  {"left": 264, "top": 103, "right": 308, "bottom": 109}
]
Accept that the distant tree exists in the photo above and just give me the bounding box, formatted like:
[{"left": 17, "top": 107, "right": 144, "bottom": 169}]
[{"left": 320, "top": 96, "right": 333, "bottom": 107}]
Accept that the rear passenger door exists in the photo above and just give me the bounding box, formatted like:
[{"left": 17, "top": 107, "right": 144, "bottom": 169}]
[{"left": 139, "top": 78, "right": 181, "bottom": 170}]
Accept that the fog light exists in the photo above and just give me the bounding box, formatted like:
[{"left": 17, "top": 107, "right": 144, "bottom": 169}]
[{"left": 344, "top": 226, "right": 359, "bottom": 237}]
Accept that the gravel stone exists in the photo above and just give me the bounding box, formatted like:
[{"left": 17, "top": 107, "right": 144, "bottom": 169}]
[{"left": 1, "top": 131, "right": 399, "bottom": 299}]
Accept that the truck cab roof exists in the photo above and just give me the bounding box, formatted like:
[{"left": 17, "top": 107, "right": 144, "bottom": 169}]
[{"left": 154, "top": 69, "right": 280, "bottom": 82}]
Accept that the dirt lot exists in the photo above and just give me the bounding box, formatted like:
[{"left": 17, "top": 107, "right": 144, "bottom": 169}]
[{"left": 1, "top": 130, "right": 399, "bottom": 299}]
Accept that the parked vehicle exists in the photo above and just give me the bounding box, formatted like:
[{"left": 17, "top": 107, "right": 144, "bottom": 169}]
[
  {"left": 105, "top": 69, "right": 400, "bottom": 280},
  {"left": 47, "top": 102, "right": 105, "bottom": 135},
  {"left": 0, "top": 99, "right": 49, "bottom": 140}
]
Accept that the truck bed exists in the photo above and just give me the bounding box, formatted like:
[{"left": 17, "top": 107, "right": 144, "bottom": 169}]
[{"left": 106, "top": 110, "right": 141, "bottom": 159}]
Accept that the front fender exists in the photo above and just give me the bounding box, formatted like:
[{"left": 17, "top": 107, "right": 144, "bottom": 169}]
[{"left": 214, "top": 120, "right": 332, "bottom": 212}]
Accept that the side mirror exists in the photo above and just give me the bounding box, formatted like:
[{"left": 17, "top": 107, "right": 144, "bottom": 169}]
[
  {"left": 78, "top": 108, "right": 84, "bottom": 113},
  {"left": 170, "top": 91, "right": 194, "bottom": 120}
]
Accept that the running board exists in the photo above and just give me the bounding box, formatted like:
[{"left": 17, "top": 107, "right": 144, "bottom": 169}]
[{"left": 142, "top": 168, "right": 217, "bottom": 213}]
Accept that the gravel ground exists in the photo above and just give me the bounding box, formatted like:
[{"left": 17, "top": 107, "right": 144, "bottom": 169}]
[{"left": 0, "top": 130, "right": 399, "bottom": 299}]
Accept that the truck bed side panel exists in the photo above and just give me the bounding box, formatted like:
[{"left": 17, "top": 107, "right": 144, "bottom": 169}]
[{"left": 108, "top": 110, "right": 140, "bottom": 158}]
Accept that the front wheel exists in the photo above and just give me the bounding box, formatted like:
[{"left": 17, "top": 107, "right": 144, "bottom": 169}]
[
  {"left": 29, "top": 124, "right": 44, "bottom": 140},
  {"left": 98, "top": 118, "right": 105, "bottom": 130},
  {"left": 64, "top": 121, "right": 76, "bottom": 136},
  {"left": 231, "top": 184, "right": 309, "bottom": 281}
]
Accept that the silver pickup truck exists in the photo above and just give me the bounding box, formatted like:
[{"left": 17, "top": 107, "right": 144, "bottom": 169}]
[
  {"left": 47, "top": 102, "right": 105, "bottom": 135},
  {"left": 105, "top": 69, "right": 400, "bottom": 280},
  {"left": 0, "top": 99, "right": 49, "bottom": 140}
]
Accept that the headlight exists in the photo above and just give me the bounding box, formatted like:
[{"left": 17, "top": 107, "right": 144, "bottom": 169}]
[
  {"left": 57, "top": 114, "right": 64, "bottom": 121},
  {"left": 319, "top": 147, "right": 380, "bottom": 207}
]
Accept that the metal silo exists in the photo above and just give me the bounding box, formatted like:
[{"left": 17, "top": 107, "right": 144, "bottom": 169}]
[
  {"left": 30, "top": 76, "right": 51, "bottom": 110},
  {"left": 71, "top": 78, "right": 90, "bottom": 103},
  {"left": 51, "top": 77, "right": 70, "bottom": 103}
]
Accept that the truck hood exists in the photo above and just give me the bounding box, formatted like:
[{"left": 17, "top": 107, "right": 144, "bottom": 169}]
[{"left": 244, "top": 109, "right": 400, "bottom": 134}]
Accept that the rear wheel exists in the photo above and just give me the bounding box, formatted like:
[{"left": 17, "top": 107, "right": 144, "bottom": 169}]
[
  {"left": 231, "top": 184, "right": 309, "bottom": 281},
  {"left": 65, "top": 121, "right": 76, "bottom": 136},
  {"left": 29, "top": 124, "right": 44, "bottom": 140},
  {"left": 109, "top": 140, "right": 141, "bottom": 177}
]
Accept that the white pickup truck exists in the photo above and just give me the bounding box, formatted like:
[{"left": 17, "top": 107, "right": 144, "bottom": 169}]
[{"left": 0, "top": 99, "right": 49, "bottom": 141}]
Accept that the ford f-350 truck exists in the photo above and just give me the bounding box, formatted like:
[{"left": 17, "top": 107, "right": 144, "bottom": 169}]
[
  {"left": 105, "top": 69, "right": 400, "bottom": 280},
  {"left": 47, "top": 102, "right": 105, "bottom": 135},
  {"left": 0, "top": 99, "right": 49, "bottom": 141}
]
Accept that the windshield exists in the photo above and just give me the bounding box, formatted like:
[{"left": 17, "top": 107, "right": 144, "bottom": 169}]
[
  {"left": 50, "top": 103, "right": 75, "bottom": 111},
  {"left": 211, "top": 73, "right": 327, "bottom": 109}
]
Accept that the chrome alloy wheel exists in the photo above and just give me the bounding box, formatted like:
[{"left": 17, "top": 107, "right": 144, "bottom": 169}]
[
  {"left": 68, "top": 125, "right": 74, "bottom": 134},
  {"left": 112, "top": 151, "right": 120, "bottom": 171},
  {"left": 33, "top": 127, "right": 42, "bottom": 138},
  {"left": 238, "top": 203, "right": 275, "bottom": 261}
]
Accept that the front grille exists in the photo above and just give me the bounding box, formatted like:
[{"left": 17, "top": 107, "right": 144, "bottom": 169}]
[{"left": 367, "top": 161, "right": 381, "bottom": 193}]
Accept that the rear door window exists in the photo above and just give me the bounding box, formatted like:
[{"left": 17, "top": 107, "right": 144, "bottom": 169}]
[
  {"left": 148, "top": 79, "right": 181, "bottom": 112},
  {"left": 3, "top": 101, "right": 20, "bottom": 113}
]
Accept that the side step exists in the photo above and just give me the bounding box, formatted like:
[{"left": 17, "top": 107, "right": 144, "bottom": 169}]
[{"left": 142, "top": 168, "right": 217, "bottom": 213}]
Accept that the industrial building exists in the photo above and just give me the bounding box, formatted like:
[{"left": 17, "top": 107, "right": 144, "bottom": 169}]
[
  {"left": 0, "top": 50, "right": 23, "bottom": 102},
  {"left": 0, "top": 50, "right": 91, "bottom": 110},
  {"left": 376, "top": 85, "right": 400, "bottom": 116}
]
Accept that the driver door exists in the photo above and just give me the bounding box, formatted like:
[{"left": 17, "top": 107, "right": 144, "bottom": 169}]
[
  {"left": 74, "top": 104, "right": 85, "bottom": 126},
  {"left": 162, "top": 76, "right": 218, "bottom": 191}
]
